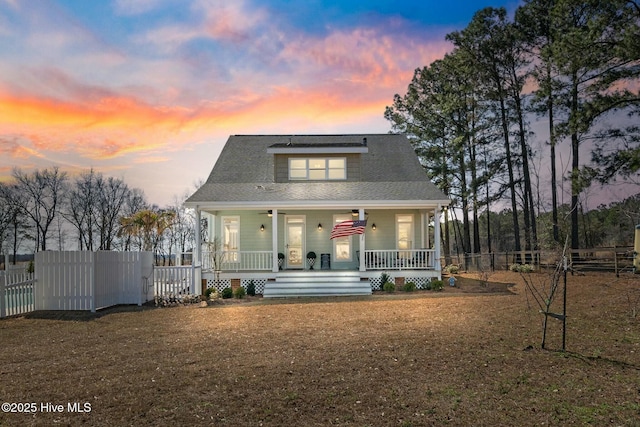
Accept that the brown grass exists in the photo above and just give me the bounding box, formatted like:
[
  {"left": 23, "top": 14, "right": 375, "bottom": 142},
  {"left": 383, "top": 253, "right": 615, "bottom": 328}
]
[{"left": 1, "top": 271, "right": 639, "bottom": 426}]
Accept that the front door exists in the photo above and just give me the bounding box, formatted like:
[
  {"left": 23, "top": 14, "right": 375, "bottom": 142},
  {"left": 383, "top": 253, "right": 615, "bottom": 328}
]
[{"left": 285, "top": 216, "right": 305, "bottom": 269}]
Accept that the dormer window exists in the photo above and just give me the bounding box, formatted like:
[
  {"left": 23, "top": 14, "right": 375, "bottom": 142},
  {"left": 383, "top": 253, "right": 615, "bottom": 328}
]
[{"left": 289, "top": 158, "right": 346, "bottom": 180}]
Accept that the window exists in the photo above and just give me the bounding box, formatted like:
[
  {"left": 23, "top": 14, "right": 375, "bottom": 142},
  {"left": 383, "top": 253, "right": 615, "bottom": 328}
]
[
  {"left": 333, "top": 214, "right": 351, "bottom": 262},
  {"left": 289, "top": 158, "right": 346, "bottom": 180},
  {"left": 396, "top": 214, "right": 413, "bottom": 257},
  {"left": 222, "top": 216, "right": 239, "bottom": 262}
]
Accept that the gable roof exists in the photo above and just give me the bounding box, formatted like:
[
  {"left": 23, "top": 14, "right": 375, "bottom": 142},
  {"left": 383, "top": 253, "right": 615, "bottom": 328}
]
[{"left": 185, "top": 134, "right": 449, "bottom": 209}]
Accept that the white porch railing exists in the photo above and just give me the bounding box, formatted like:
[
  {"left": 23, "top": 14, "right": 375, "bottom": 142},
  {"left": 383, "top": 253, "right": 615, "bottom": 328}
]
[
  {"left": 201, "top": 251, "right": 273, "bottom": 271},
  {"left": 189, "top": 249, "right": 435, "bottom": 272},
  {"left": 363, "top": 249, "right": 436, "bottom": 270}
]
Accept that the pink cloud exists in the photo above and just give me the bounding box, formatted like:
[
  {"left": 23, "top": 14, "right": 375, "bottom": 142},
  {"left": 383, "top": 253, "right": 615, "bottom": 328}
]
[{"left": 196, "top": 0, "right": 267, "bottom": 42}]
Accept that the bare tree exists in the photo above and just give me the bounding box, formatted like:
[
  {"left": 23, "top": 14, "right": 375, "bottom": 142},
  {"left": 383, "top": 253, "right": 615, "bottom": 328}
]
[
  {"left": 96, "top": 176, "right": 130, "bottom": 250},
  {"left": 0, "top": 183, "right": 31, "bottom": 262},
  {"left": 12, "top": 167, "right": 68, "bottom": 251},
  {"left": 64, "top": 169, "right": 100, "bottom": 250}
]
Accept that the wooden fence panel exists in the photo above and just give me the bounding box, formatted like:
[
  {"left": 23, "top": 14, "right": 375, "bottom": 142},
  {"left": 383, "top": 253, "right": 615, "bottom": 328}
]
[
  {"left": 36, "top": 251, "right": 94, "bottom": 311},
  {"left": 94, "top": 251, "right": 151, "bottom": 309},
  {"left": 34, "top": 251, "right": 155, "bottom": 313}
]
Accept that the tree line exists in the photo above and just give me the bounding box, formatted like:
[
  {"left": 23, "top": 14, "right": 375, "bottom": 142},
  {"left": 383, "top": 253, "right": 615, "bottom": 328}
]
[
  {"left": 385, "top": 0, "right": 639, "bottom": 257},
  {"left": 0, "top": 167, "right": 197, "bottom": 264}
]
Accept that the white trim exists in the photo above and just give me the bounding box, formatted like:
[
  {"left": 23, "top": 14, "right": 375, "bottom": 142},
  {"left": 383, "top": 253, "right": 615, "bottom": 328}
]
[
  {"left": 187, "top": 200, "right": 452, "bottom": 211},
  {"left": 271, "top": 209, "right": 279, "bottom": 272}
]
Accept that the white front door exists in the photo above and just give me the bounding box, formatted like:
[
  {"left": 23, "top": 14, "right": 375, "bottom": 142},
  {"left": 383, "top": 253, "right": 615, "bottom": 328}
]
[{"left": 285, "top": 216, "right": 305, "bottom": 269}]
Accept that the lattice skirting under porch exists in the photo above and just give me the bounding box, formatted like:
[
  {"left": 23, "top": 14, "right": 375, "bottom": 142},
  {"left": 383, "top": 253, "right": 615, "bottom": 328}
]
[
  {"left": 206, "top": 278, "right": 267, "bottom": 295},
  {"left": 369, "top": 276, "right": 433, "bottom": 291}
]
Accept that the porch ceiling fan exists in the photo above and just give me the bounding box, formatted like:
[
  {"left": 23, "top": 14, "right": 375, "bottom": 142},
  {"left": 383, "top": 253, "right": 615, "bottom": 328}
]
[
  {"left": 342, "top": 209, "right": 368, "bottom": 217},
  {"left": 257, "top": 210, "right": 287, "bottom": 216}
]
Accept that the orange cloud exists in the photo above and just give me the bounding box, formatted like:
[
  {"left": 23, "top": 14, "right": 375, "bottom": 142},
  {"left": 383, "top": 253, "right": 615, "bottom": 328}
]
[{"left": 0, "top": 89, "right": 197, "bottom": 159}]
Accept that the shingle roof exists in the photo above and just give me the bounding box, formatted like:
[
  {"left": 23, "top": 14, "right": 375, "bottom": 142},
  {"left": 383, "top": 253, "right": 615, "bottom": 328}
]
[{"left": 185, "top": 134, "right": 449, "bottom": 208}]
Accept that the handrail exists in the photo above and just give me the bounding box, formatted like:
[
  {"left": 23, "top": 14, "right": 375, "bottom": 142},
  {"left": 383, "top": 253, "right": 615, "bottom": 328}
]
[{"left": 363, "top": 249, "right": 435, "bottom": 270}]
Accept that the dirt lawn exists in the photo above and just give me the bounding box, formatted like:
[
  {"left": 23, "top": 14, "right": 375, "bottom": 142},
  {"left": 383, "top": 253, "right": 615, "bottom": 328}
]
[{"left": 1, "top": 271, "right": 639, "bottom": 426}]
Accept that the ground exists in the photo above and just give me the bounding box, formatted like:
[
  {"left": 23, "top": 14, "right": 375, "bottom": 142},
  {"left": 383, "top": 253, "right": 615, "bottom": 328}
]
[{"left": 0, "top": 271, "right": 638, "bottom": 426}]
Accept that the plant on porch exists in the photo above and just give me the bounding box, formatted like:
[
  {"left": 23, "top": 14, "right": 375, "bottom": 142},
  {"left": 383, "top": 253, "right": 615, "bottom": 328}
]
[{"left": 306, "top": 251, "right": 317, "bottom": 269}]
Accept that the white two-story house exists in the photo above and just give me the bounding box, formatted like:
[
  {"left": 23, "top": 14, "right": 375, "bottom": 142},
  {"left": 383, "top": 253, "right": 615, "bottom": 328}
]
[{"left": 185, "top": 134, "right": 449, "bottom": 297}]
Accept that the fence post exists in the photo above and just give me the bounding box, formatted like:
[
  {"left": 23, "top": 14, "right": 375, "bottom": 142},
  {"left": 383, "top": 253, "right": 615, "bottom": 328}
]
[
  {"left": 190, "top": 263, "right": 195, "bottom": 295},
  {"left": 1, "top": 272, "right": 6, "bottom": 318},
  {"left": 90, "top": 251, "right": 96, "bottom": 313}
]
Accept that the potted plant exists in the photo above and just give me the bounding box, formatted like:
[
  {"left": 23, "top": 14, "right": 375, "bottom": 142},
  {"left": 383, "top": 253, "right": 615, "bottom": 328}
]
[
  {"left": 307, "top": 251, "right": 317, "bottom": 269},
  {"left": 278, "top": 252, "right": 285, "bottom": 270}
]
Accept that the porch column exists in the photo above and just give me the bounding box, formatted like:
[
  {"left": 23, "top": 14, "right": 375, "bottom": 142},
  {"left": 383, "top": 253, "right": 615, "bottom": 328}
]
[
  {"left": 195, "top": 207, "right": 201, "bottom": 266},
  {"left": 425, "top": 211, "right": 431, "bottom": 248},
  {"left": 359, "top": 208, "right": 365, "bottom": 272},
  {"left": 434, "top": 206, "right": 441, "bottom": 272},
  {"left": 271, "top": 209, "right": 279, "bottom": 272},
  {"left": 420, "top": 211, "right": 426, "bottom": 248}
]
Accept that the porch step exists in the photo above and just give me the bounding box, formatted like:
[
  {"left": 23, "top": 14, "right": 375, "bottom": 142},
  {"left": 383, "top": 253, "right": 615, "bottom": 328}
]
[{"left": 264, "top": 271, "right": 371, "bottom": 298}]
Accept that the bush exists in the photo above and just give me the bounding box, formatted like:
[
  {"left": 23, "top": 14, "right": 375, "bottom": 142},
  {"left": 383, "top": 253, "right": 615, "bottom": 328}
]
[
  {"left": 383, "top": 281, "right": 395, "bottom": 292},
  {"left": 510, "top": 263, "right": 535, "bottom": 273},
  {"left": 246, "top": 280, "right": 256, "bottom": 296},
  {"left": 155, "top": 293, "right": 200, "bottom": 307},
  {"left": 221, "top": 287, "right": 233, "bottom": 299},
  {"left": 444, "top": 264, "right": 459, "bottom": 274},
  {"left": 403, "top": 282, "right": 417, "bottom": 292},
  {"left": 379, "top": 272, "right": 391, "bottom": 290},
  {"left": 234, "top": 286, "right": 246, "bottom": 299},
  {"left": 204, "top": 287, "right": 216, "bottom": 300},
  {"left": 431, "top": 279, "right": 444, "bottom": 292}
]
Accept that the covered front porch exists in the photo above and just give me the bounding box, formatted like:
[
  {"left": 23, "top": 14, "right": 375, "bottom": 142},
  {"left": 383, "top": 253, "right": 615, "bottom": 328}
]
[{"left": 190, "top": 205, "right": 444, "bottom": 297}]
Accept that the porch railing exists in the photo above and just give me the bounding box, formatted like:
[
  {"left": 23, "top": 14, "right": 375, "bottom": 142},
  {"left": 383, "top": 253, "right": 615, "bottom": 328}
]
[
  {"left": 202, "top": 251, "right": 274, "bottom": 271},
  {"left": 189, "top": 249, "right": 435, "bottom": 271},
  {"left": 363, "top": 249, "right": 436, "bottom": 270}
]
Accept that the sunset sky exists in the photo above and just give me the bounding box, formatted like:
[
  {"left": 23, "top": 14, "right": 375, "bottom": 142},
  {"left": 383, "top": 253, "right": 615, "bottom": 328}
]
[{"left": 1, "top": 0, "right": 525, "bottom": 205}]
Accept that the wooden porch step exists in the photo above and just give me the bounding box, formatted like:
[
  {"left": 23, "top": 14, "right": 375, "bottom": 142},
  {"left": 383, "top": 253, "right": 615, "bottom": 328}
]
[{"left": 264, "top": 271, "right": 371, "bottom": 298}]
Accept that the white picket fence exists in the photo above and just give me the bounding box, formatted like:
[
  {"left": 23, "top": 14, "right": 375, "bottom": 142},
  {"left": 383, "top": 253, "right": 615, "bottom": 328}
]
[
  {"left": 153, "top": 265, "right": 201, "bottom": 297},
  {"left": 0, "top": 271, "right": 36, "bottom": 318},
  {"left": 1, "top": 252, "right": 203, "bottom": 318}
]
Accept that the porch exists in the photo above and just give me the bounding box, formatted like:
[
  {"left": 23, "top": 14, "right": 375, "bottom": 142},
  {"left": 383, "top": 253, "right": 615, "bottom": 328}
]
[
  {"left": 195, "top": 248, "right": 440, "bottom": 297},
  {"left": 190, "top": 206, "right": 444, "bottom": 297}
]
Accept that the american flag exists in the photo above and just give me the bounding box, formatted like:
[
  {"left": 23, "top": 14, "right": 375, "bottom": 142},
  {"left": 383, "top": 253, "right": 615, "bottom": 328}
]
[{"left": 330, "top": 220, "right": 367, "bottom": 239}]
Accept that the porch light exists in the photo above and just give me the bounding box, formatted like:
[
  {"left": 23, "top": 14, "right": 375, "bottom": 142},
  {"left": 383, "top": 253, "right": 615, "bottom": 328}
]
[
  {"left": 267, "top": 210, "right": 273, "bottom": 217},
  {"left": 260, "top": 224, "right": 265, "bottom": 232},
  {"left": 317, "top": 223, "right": 322, "bottom": 231},
  {"left": 372, "top": 223, "right": 376, "bottom": 230},
  {"left": 351, "top": 209, "right": 358, "bottom": 217}
]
